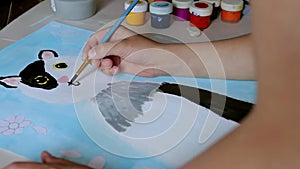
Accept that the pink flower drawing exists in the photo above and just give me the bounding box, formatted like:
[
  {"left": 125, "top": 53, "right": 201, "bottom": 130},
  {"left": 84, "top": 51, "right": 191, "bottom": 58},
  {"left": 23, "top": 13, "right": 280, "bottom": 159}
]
[
  {"left": 0, "top": 115, "right": 31, "bottom": 136},
  {"left": 88, "top": 155, "right": 106, "bottom": 169},
  {"left": 60, "top": 150, "right": 82, "bottom": 158}
]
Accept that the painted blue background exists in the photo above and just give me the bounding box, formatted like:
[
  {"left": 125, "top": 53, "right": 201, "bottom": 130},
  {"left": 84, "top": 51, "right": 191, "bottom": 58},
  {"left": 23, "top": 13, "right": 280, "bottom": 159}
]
[{"left": 0, "top": 21, "right": 256, "bottom": 168}]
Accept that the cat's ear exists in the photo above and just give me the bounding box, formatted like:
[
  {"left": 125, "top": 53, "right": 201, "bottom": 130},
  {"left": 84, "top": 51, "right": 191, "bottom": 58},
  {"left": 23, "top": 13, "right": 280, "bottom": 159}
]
[
  {"left": 0, "top": 76, "right": 21, "bottom": 88},
  {"left": 38, "top": 50, "right": 59, "bottom": 60}
]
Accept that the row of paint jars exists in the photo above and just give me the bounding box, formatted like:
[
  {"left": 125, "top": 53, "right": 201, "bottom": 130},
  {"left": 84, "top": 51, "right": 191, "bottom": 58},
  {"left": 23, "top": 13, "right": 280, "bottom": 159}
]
[
  {"left": 124, "top": 0, "right": 173, "bottom": 28},
  {"left": 182, "top": 0, "right": 245, "bottom": 29},
  {"left": 125, "top": 0, "right": 245, "bottom": 30},
  {"left": 190, "top": 0, "right": 245, "bottom": 29}
]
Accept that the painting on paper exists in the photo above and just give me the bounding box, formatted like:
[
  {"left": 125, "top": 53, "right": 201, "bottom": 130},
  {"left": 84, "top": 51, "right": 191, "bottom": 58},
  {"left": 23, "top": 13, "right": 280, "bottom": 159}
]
[{"left": 0, "top": 21, "right": 255, "bottom": 169}]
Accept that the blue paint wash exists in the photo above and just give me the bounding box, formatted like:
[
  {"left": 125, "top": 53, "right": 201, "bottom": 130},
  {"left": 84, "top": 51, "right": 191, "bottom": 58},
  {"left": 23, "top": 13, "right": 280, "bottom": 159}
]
[{"left": 0, "top": 21, "right": 169, "bottom": 169}]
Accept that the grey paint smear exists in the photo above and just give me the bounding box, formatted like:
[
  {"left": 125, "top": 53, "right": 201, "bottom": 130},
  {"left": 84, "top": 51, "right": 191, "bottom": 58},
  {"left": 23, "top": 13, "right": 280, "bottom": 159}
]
[
  {"left": 95, "top": 81, "right": 253, "bottom": 132},
  {"left": 95, "top": 81, "right": 161, "bottom": 132}
]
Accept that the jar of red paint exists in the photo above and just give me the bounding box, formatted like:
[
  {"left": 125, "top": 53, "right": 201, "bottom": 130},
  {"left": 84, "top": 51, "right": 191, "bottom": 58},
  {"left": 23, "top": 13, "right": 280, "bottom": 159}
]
[
  {"left": 221, "top": 0, "right": 244, "bottom": 22},
  {"left": 189, "top": 1, "right": 213, "bottom": 30}
]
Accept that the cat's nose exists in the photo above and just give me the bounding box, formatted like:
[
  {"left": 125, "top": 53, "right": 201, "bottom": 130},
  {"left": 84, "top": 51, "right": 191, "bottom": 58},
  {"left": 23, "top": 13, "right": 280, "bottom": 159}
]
[{"left": 57, "top": 76, "right": 69, "bottom": 83}]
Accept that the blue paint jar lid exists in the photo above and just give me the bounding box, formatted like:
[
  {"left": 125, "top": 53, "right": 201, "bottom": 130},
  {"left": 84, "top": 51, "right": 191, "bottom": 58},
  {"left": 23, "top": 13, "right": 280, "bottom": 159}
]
[{"left": 150, "top": 2, "right": 173, "bottom": 15}]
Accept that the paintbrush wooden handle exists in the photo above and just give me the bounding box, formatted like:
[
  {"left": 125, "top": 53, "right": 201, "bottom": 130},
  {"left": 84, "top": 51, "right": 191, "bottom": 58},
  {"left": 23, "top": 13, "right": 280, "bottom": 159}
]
[{"left": 76, "top": 59, "right": 90, "bottom": 75}]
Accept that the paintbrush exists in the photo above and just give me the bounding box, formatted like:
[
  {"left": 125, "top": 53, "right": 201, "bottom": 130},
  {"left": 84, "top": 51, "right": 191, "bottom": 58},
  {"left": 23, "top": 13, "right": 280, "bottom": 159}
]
[{"left": 68, "top": 0, "right": 140, "bottom": 86}]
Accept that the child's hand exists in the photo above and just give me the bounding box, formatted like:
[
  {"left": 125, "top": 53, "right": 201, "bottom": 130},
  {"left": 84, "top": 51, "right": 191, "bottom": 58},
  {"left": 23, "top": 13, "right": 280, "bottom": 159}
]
[
  {"left": 82, "top": 26, "right": 167, "bottom": 77},
  {"left": 4, "top": 151, "right": 93, "bottom": 169}
]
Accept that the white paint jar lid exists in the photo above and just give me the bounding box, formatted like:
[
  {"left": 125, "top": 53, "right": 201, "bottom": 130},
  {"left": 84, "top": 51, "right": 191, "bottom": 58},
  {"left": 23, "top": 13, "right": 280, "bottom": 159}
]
[
  {"left": 150, "top": 2, "right": 173, "bottom": 15},
  {"left": 189, "top": 1, "right": 213, "bottom": 16},
  {"left": 51, "top": 0, "right": 97, "bottom": 20},
  {"left": 187, "top": 26, "right": 202, "bottom": 37},
  {"left": 125, "top": 0, "right": 148, "bottom": 13},
  {"left": 221, "top": 0, "right": 244, "bottom": 12},
  {"left": 172, "top": 0, "right": 193, "bottom": 9}
]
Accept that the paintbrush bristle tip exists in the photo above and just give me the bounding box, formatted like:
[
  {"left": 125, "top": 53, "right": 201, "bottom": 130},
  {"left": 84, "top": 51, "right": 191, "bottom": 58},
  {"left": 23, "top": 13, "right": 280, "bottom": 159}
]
[{"left": 68, "top": 74, "right": 78, "bottom": 86}]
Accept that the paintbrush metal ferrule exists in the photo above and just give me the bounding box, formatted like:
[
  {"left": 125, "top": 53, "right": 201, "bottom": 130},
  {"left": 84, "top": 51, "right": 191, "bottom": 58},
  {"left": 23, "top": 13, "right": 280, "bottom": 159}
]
[{"left": 76, "top": 59, "right": 90, "bottom": 75}]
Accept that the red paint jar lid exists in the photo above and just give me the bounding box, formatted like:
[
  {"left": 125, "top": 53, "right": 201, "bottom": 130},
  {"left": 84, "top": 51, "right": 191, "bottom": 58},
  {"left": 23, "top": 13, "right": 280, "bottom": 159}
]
[
  {"left": 172, "top": 0, "right": 193, "bottom": 9},
  {"left": 221, "top": 0, "right": 244, "bottom": 12},
  {"left": 200, "top": 0, "right": 221, "bottom": 7},
  {"left": 189, "top": 1, "right": 213, "bottom": 16}
]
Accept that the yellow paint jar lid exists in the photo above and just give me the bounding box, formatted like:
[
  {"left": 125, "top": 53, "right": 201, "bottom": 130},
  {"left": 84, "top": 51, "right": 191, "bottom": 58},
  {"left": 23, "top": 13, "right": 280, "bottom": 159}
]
[{"left": 125, "top": 0, "right": 148, "bottom": 13}]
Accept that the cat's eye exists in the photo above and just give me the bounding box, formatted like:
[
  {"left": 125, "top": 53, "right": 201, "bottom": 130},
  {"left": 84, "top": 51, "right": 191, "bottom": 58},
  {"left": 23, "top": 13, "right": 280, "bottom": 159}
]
[
  {"left": 34, "top": 75, "right": 49, "bottom": 85},
  {"left": 53, "top": 62, "right": 68, "bottom": 70}
]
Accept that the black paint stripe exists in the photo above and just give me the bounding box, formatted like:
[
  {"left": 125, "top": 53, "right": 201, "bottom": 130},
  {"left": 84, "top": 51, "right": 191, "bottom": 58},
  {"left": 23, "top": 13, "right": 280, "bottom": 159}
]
[{"left": 158, "top": 82, "right": 254, "bottom": 123}]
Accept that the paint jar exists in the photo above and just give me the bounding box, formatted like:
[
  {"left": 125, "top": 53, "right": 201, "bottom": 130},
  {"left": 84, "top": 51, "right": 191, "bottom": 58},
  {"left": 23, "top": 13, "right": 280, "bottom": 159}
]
[
  {"left": 200, "top": 0, "right": 221, "bottom": 20},
  {"left": 125, "top": 0, "right": 148, "bottom": 26},
  {"left": 189, "top": 1, "right": 213, "bottom": 30},
  {"left": 154, "top": 0, "right": 171, "bottom": 2},
  {"left": 150, "top": 2, "right": 173, "bottom": 29},
  {"left": 172, "top": 0, "right": 193, "bottom": 21},
  {"left": 51, "top": 0, "right": 96, "bottom": 20},
  {"left": 221, "top": 0, "right": 244, "bottom": 22}
]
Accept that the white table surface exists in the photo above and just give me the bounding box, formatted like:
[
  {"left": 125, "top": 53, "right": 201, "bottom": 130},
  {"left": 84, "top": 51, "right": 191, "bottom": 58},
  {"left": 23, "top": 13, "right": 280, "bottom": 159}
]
[{"left": 0, "top": 149, "right": 29, "bottom": 167}]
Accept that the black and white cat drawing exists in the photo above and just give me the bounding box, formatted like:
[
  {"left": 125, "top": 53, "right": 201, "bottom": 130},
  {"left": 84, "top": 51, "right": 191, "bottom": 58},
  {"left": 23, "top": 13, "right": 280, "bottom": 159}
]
[{"left": 0, "top": 49, "right": 253, "bottom": 131}]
